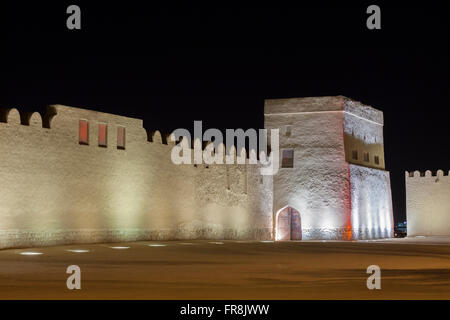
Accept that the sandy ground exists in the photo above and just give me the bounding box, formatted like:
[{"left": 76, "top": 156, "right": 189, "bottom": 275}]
[{"left": 0, "top": 239, "right": 449, "bottom": 300}]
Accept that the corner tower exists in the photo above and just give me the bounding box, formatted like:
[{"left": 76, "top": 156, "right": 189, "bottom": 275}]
[{"left": 264, "top": 96, "right": 393, "bottom": 240}]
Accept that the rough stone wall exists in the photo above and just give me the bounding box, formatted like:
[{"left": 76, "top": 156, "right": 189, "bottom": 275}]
[
  {"left": 343, "top": 98, "right": 385, "bottom": 170},
  {"left": 264, "top": 96, "right": 344, "bottom": 114},
  {"left": 406, "top": 170, "right": 450, "bottom": 236},
  {"left": 0, "top": 105, "right": 273, "bottom": 249},
  {"left": 349, "top": 165, "right": 394, "bottom": 239}
]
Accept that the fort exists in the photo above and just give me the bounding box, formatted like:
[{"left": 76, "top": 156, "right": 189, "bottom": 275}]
[{"left": 0, "top": 96, "right": 394, "bottom": 249}]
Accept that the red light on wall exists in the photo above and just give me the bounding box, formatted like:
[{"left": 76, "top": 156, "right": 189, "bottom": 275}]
[
  {"left": 98, "top": 123, "right": 107, "bottom": 147},
  {"left": 117, "top": 126, "right": 125, "bottom": 150},
  {"left": 79, "top": 120, "right": 89, "bottom": 145}
]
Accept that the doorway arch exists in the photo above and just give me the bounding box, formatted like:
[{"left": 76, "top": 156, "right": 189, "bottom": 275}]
[{"left": 275, "top": 206, "right": 302, "bottom": 240}]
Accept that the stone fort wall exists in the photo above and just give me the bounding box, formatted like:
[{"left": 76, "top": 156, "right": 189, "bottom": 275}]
[
  {"left": 0, "top": 105, "right": 273, "bottom": 249},
  {"left": 406, "top": 170, "right": 450, "bottom": 236}
]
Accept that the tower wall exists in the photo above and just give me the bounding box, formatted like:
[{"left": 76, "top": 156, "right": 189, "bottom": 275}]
[
  {"left": 349, "top": 165, "right": 394, "bottom": 239},
  {"left": 343, "top": 99, "right": 385, "bottom": 170},
  {"left": 343, "top": 99, "right": 393, "bottom": 239}
]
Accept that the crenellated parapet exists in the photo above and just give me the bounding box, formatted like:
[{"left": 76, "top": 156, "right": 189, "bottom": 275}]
[
  {"left": 405, "top": 170, "right": 450, "bottom": 178},
  {"left": 0, "top": 108, "right": 42, "bottom": 127},
  {"left": 0, "top": 107, "right": 21, "bottom": 125},
  {"left": 0, "top": 106, "right": 63, "bottom": 129},
  {"left": 146, "top": 128, "right": 274, "bottom": 165},
  {"left": 0, "top": 104, "right": 275, "bottom": 169}
]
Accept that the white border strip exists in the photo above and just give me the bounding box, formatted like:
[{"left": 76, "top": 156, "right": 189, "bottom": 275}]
[{"left": 264, "top": 110, "right": 383, "bottom": 126}]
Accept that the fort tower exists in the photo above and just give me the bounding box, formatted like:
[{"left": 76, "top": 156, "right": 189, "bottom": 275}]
[{"left": 264, "top": 96, "right": 393, "bottom": 240}]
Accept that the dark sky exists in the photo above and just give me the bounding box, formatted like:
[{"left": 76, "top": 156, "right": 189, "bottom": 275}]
[{"left": 1, "top": 2, "right": 449, "bottom": 223}]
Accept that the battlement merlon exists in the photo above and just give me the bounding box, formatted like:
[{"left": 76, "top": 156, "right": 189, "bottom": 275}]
[
  {"left": 264, "top": 96, "right": 384, "bottom": 125},
  {"left": 405, "top": 170, "right": 450, "bottom": 178},
  {"left": 49, "top": 104, "right": 144, "bottom": 128}
]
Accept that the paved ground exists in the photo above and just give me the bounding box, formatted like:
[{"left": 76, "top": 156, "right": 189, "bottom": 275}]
[{"left": 0, "top": 239, "right": 449, "bottom": 299}]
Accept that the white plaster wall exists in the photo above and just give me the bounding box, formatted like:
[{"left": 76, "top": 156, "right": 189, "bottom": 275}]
[
  {"left": 0, "top": 105, "right": 273, "bottom": 249},
  {"left": 406, "top": 170, "right": 450, "bottom": 236},
  {"left": 349, "top": 165, "right": 394, "bottom": 239}
]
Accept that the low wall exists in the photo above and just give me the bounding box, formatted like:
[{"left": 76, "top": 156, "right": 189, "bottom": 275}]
[{"left": 406, "top": 170, "right": 450, "bottom": 236}]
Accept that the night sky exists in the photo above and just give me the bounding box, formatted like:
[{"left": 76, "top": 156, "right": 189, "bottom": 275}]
[{"left": 1, "top": 3, "right": 449, "bottom": 223}]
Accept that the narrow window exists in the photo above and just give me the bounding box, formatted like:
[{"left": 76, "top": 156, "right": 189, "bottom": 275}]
[
  {"left": 374, "top": 155, "right": 380, "bottom": 165},
  {"left": 244, "top": 165, "right": 248, "bottom": 194},
  {"left": 281, "top": 149, "right": 294, "bottom": 168},
  {"left": 79, "top": 120, "right": 89, "bottom": 145},
  {"left": 352, "top": 150, "right": 358, "bottom": 160},
  {"left": 363, "top": 152, "right": 370, "bottom": 162},
  {"left": 117, "top": 126, "right": 126, "bottom": 150},
  {"left": 284, "top": 125, "right": 292, "bottom": 136},
  {"left": 226, "top": 165, "right": 230, "bottom": 190},
  {"left": 98, "top": 123, "right": 107, "bottom": 147}
]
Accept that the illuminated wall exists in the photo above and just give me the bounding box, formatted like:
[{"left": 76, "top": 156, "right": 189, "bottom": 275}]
[
  {"left": 349, "top": 165, "right": 394, "bottom": 239},
  {"left": 343, "top": 101, "right": 393, "bottom": 239},
  {"left": 406, "top": 170, "right": 450, "bottom": 236},
  {"left": 343, "top": 99, "right": 385, "bottom": 170},
  {"left": 0, "top": 96, "right": 395, "bottom": 249},
  {"left": 0, "top": 105, "right": 273, "bottom": 249},
  {"left": 265, "top": 96, "right": 393, "bottom": 240}
]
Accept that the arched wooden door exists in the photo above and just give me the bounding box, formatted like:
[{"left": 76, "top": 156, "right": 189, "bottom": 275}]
[{"left": 276, "top": 206, "right": 302, "bottom": 240}]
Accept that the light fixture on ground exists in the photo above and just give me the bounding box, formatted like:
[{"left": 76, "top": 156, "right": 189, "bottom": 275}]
[{"left": 19, "top": 252, "right": 43, "bottom": 255}]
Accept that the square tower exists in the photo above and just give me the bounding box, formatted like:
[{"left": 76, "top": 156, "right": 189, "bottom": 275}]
[{"left": 264, "top": 96, "right": 393, "bottom": 240}]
